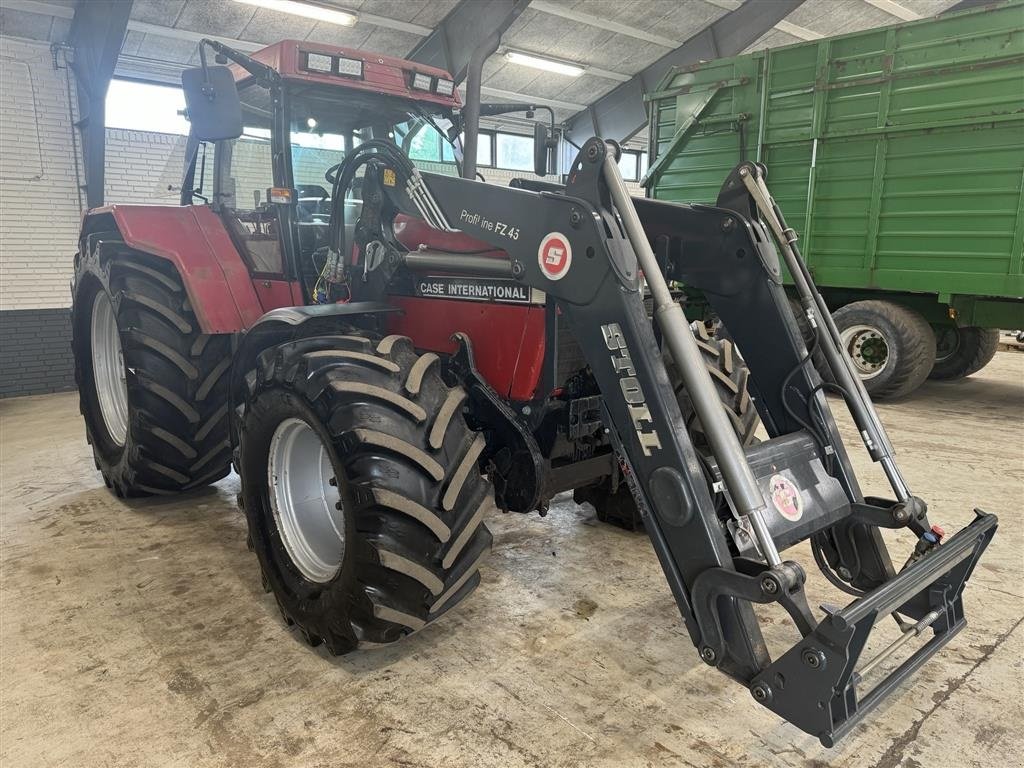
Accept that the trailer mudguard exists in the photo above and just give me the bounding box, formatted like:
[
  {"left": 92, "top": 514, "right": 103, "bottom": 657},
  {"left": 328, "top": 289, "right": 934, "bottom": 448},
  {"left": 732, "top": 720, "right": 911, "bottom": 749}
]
[{"left": 82, "top": 205, "right": 270, "bottom": 334}]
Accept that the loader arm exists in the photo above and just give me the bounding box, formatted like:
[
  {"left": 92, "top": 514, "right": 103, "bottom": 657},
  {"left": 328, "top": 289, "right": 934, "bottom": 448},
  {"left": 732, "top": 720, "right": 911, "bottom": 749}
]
[{"left": 364, "top": 138, "right": 997, "bottom": 745}]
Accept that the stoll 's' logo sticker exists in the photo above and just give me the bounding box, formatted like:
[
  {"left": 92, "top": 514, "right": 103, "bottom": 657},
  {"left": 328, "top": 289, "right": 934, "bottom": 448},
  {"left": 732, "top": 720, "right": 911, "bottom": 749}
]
[
  {"left": 769, "top": 473, "right": 803, "bottom": 522},
  {"left": 538, "top": 232, "right": 572, "bottom": 281}
]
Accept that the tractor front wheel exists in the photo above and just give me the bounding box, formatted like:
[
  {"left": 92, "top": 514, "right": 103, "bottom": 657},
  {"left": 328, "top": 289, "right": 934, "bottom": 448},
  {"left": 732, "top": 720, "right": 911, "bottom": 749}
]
[
  {"left": 72, "top": 239, "right": 232, "bottom": 496},
  {"left": 575, "top": 324, "right": 759, "bottom": 530},
  {"left": 237, "top": 333, "right": 494, "bottom": 652}
]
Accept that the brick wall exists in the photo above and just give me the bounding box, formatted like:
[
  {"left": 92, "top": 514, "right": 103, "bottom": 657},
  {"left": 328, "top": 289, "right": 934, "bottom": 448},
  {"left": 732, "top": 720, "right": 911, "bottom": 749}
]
[
  {"left": 0, "top": 309, "right": 74, "bottom": 397},
  {"left": 0, "top": 37, "right": 82, "bottom": 397},
  {"left": 0, "top": 37, "right": 82, "bottom": 313}
]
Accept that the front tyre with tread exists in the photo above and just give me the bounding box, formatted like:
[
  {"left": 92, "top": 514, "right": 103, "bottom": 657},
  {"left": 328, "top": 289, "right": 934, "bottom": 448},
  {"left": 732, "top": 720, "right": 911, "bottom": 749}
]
[
  {"left": 238, "top": 333, "right": 494, "bottom": 653},
  {"left": 575, "top": 325, "right": 759, "bottom": 530}
]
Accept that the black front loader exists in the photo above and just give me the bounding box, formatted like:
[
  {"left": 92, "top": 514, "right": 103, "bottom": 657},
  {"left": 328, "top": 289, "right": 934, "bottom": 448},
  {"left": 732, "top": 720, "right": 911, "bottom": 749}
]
[{"left": 361, "top": 137, "right": 996, "bottom": 746}]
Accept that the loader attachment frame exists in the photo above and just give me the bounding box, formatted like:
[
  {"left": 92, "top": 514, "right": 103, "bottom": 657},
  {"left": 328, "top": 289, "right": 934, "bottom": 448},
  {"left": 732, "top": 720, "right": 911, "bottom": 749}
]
[{"left": 364, "top": 137, "right": 997, "bottom": 745}]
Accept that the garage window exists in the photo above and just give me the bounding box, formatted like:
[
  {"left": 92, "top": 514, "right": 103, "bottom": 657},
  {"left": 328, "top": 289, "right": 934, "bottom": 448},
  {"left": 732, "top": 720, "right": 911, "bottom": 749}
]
[
  {"left": 495, "top": 133, "right": 534, "bottom": 171},
  {"left": 106, "top": 79, "right": 189, "bottom": 135}
]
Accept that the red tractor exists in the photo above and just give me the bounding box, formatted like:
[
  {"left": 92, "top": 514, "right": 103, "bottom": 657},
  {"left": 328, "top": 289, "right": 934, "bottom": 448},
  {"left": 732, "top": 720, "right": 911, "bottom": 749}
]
[{"left": 71, "top": 39, "right": 997, "bottom": 745}]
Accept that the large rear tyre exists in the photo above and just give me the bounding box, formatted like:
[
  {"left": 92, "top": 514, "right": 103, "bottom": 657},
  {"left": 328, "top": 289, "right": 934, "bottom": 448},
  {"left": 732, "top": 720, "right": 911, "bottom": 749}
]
[
  {"left": 575, "top": 324, "right": 759, "bottom": 530},
  {"left": 238, "top": 333, "right": 494, "bottom": 652},
  {"left": 71, "top": 237, "right": 232, "bottom": 496},
  {"left": 831, "top": 300, "right": 935, "bottom": 400},
  {"left": 929, "top": 326, "right": 999, "bottom": 381}
]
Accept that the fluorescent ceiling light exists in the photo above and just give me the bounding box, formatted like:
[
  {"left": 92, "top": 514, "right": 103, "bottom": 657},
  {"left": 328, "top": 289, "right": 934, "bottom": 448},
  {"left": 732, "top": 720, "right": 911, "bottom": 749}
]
[
  {"left": 505, "top": 50, "right": 584, "bottom": 77},
  {"left": 232, "top": 0, "right": 358, "bottom": 27}
]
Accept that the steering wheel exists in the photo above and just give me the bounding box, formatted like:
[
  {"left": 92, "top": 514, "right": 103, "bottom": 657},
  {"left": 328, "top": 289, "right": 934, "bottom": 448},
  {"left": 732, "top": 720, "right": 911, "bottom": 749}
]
[
  {"left": 325, "top": 163, "right": 343, "bottom": 185},
  {"left": 324, "top": 163, "right": 363, "bottom": 199}
]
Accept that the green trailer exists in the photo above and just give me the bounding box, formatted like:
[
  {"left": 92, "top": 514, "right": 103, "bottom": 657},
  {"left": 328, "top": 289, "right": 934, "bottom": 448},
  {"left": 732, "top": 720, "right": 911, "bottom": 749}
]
[{"left": 645, "top": 1, "right": 1024, "bottom": 398}]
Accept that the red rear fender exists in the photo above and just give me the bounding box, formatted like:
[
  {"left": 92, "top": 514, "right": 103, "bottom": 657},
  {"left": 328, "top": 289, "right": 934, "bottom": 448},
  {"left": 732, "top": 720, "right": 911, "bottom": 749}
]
[{"left": 84, "top": 205, "right": 268, "bottom": 334}]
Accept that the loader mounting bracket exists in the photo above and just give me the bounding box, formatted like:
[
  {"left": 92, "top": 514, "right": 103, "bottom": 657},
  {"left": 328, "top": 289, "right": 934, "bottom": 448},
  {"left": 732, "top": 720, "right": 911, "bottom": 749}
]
[
  {"left": 752, "top": 510, "right": 996, "bottom": 746},
  {"left": 446, "top": 333, "right": 544, "bottom": 513}
]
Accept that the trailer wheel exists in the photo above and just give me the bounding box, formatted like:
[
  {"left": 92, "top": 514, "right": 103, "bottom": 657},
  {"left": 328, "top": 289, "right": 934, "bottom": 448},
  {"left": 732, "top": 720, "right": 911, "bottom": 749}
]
[
  {"left": 72, "top": 239, "right": 232, "bottom": 496},
  {"left": 575, "top": 324, "right": 759, "bottom": 530},
  {"left": 831, "top": 301, "right": 935, "bottom": 400},
  {"left": 929, "top": 326, "right": 999, "bottom": 381},
  {"left": 237, "top": 333, "right": 493, "bottom": 653}
]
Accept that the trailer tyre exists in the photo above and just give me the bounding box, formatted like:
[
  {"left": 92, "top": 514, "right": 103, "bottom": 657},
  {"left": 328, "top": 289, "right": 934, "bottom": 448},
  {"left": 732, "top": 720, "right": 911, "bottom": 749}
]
[
  {"left": 576, "top": 324, "right": 758, "bottom": 530},
  {"left": 929, "top": 326, "right": 999, "bottom": 381},
  {"left": 832, "top": 301, "right": 935, "bottom": 400},
  {"left": 72, "top": 238, "right": 232, "bottom": 496},
  {"left": 237, "top": 333, "right": 493, "bottom": 653}
]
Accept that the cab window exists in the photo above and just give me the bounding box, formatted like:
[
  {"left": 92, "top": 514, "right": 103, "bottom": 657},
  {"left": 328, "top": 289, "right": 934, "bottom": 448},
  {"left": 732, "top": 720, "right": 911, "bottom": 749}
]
[{"left": 218, "top": 85, "right": 283, "bottom": 274}]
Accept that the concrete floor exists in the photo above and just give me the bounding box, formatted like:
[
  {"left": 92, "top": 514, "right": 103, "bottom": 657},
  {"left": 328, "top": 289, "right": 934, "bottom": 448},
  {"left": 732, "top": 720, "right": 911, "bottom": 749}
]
[{"left": 2, "top": 353, "right": 1022, "bottom": 768}]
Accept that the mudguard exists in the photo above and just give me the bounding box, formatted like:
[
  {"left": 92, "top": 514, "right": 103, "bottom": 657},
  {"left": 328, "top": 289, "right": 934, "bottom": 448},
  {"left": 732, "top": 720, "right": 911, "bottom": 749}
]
[
  {"left": 81, "top": 205, "right": 268, "bottom": 334},
  {"left": 227, "top": 302, "right": 400, "bottom": 441}
]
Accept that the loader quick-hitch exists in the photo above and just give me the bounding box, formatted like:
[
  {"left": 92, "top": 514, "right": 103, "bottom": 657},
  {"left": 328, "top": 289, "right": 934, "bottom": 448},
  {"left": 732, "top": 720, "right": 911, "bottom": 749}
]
[{"left": 355, "top": 137, "right": 998, "bottom": 745}]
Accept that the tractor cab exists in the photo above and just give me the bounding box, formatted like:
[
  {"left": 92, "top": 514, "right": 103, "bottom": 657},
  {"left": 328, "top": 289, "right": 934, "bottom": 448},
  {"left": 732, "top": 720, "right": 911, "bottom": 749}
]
[{"left": 181, "top": 40, "right": 468, "bottom": 303}]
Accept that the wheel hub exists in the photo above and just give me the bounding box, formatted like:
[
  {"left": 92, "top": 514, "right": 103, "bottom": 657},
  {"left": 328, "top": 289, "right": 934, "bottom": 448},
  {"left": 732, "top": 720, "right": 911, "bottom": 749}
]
[
  {"left": 840, "top": 324, "right": 889, "bottom": 379},
  {"left": 90, "top": 291, "right": 129, "bottom": 446},
  {"left": 267, "top": 418, "right": 345, "bottom": 583}
]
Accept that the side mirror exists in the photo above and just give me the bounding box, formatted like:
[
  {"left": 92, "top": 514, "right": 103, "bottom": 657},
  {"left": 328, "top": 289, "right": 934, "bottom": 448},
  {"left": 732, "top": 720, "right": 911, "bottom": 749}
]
[
  {"left": 533, "top": 122, "right": 552, "bottom": 177},
  {"left": 181, "top": 65, "right": 242, "bottom": 141}
]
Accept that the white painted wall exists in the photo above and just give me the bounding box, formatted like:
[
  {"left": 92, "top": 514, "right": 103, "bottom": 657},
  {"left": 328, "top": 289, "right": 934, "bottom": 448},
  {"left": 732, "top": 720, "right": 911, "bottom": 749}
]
[{"left": 0, "top": 37, "right": 83, "bottom": 312}]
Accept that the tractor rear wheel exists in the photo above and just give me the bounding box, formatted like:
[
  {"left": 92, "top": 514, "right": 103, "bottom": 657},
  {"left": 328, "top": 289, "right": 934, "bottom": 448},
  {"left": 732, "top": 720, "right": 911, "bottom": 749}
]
[
  {"left": 929, "top": 326, "right": 999, "bottom": 381},
  {"left": 575, "top": 324, "right": 759, "bottom": 530},
  {"left": 72, "top": 238, "right": 232, "bottom": 496},
  {"left": 237, "top": 333, "right": 494, "bottom": 652}
]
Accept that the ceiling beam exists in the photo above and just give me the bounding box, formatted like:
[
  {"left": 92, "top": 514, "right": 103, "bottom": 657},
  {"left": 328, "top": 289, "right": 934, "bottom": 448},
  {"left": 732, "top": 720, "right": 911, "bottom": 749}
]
[
  {"left": 127, "top": 20, "right": 263, "bottom": 51},
  {"left": 774, "top": 19, "right": 823, "bottom": 40},
  {"left": 564, "top": 0, "right": 806, "bottom": 148},
  {"left": 529, "top": 0, "right": 682, "bottom": 49},
  {"left": 357, "top": 12, "right": 431, "bottom": 37},
  {"left": 3, "top": 0, "right": 430, "bottom": 42},
  {"left": 3, "top": 0, "right": 73, "bottom": 18},
  {"left": 862, "top": 0, "right": 921, "bottom": 21},
  {"left": 702, "top": 0, "right": 820, "bottom": 39},
  {"left": 942, "top": 0, "right": 998, "bottom": 13},
  {"left": 69, "top": 0, "right": 133, "bottom": 208},
  {"left": 406, "top": 0, "right": 530, "bottom": 83}
]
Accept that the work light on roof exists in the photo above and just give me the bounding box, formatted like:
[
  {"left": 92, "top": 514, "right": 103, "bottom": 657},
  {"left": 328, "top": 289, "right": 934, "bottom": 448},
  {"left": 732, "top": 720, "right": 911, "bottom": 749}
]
[
  {"left": 411, "top": 72, "right": 432, "bottom": 91},
  {"left": 305, "top": 52, "right": 332, "bottom": 73},
  {"left": 336, "top": 56, "right": 363, "bottom": 77}
]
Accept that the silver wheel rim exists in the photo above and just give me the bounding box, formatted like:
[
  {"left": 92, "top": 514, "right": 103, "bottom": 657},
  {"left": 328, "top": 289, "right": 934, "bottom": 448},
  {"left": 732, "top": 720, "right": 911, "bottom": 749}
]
[
  {"left": 840, "top": 323, "right": 889, "bottom": 380},
  {"left": 91, "top": 291, "right": 129, "bottom": 446},
  {"left": 267, "top": 418, "right": 345, "bottom": 583}
]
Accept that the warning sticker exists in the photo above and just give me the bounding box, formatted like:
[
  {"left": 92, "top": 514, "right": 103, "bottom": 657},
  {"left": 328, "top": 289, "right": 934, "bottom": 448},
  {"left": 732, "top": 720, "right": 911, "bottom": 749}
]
[
  {"left": 382, "top": 168, "right": 397, "bottom": 187},
  {"left": 538, "top": 232, "right": 572, "bottom": 281},
  {"left": 768, "top": 473, "right": 803, "bottom": 522}
]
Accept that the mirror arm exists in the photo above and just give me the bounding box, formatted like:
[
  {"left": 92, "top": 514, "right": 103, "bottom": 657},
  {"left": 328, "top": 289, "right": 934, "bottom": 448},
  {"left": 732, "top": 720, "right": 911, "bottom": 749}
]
[{"left": 199, "top": 38, "right": 280, "bottom": 86}]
